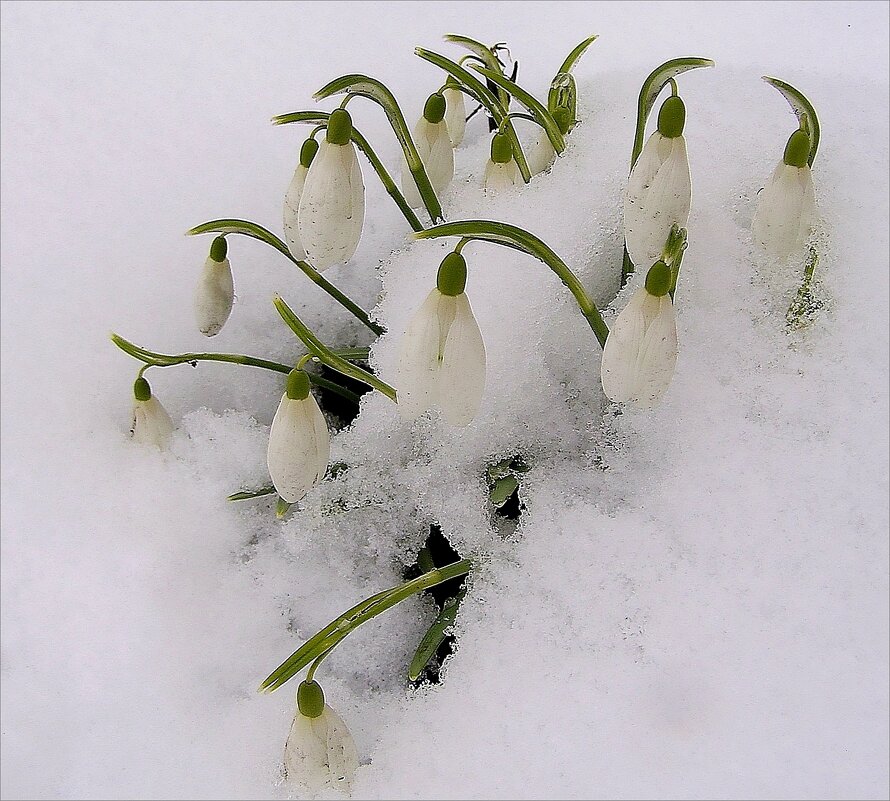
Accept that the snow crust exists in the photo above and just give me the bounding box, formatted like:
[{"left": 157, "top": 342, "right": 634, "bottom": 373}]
[{"left": 2, "top": 2, "right": 888, "bottom": 798}]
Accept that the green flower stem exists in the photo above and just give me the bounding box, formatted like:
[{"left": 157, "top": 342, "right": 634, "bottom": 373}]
[
  {"left": 470, "top": 65, "right": 566, "bottom": 153},
  {"left": 415, "top": 220, "right": 609, "bottom": 348},
  {"left": 110, "top": 333, "right": 365, "bottom": 405},
  {"left": 259, "top": 558, "right": 473, "bottom": 692},
  {"left": 762, "top": 77, "right": 820, "bottom": 166},
  {"left": 274, "top": 295, "right": 397, "bottom": 402},
  {"left": 414, "top": 48, "right": 532, "bottom": 183},
  {"left": 187, "top": 219, "right": 384, "bottom": 336},
  {"left": 622, "top": 56, "right": 715, "bottom": 287},
  {"left": 312, "top": 74, "right": 443, "bottom": 223},
  {"left": 272, "top": 110, "right": 424, "bottom": 232}
]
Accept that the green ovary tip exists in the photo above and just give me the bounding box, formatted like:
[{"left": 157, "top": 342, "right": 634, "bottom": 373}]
[{"left": 437, "top": 251, "right": 467, "bottom": 296}]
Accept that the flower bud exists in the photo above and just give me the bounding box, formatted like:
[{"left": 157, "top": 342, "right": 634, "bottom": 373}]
[
  {"left": 300, "top": 137, "right": 319, "bottom": 168},
  {"left": 194, "top": 239, "right": 235, "bottom": 337},
  {"left": 131, "top": 377, "right": 175, "bottom": 449},
  {"left": 436, "top": 251, "right": 467, "bottom": 296}
]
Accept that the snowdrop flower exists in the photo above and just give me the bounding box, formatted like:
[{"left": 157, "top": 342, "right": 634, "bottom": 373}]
[
  {"left": 194, "top": 236, "right": 234, "bottom": 337},
  {"left": 601, "top": 261, "right": 678, "bottom": 408},
  {"left": 396, "top": 251, "right": 486, "bottom": 426},
  {"left": 443, "top": 78, "right": 466, "bottom": 147},
  {"left": 130, "top": 377, "right": 174, "bottom": 449},
  {"left": 297, "top": 109, "right": 364, "bottom": 270},
  {"left": 525, "top": 127, "right": 556, "bottom": 176},
  {"left": 482, "top": 131, "right": 521, "bottom": 192},
  {"left": 624, "top": 95, "right": 692, "bottom": 269},
  {"left": 402, "top": 92, "right": 454, "bottom": 209},
  {"left": 284, "top": 680, "right": 359, "bottom": 796},
  {"left": 283, "top": 137, "right": 319, "bottom": 260},
  {"left": 751, "top": 129, "right": 817, "bottom": 260},
  {"left": 267, "top": 369, "right": 330, "bottom": 503}
]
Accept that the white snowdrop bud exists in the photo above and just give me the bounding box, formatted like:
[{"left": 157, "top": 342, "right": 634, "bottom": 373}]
[
  {"left": 283, "top": 138, "right": 319, "bottom": 260},
  {"left": 402, "top": 93, "right": 454, "bottom": 209},
  {"left": 395, "top": 252, "right": 486, "bottom": 426},
  {"left": 443, "top": 81, "right": 467, "bottom": 147},
  {"left": 482, "top": 132, "right": 521, "bottom": 192},
  {"left": 624, "top": 95, "right": 692, "bottom": 269},
  {"left": 194, "top": 236, "right": 234, "bottom": 337},
  {"left": 600, "top": 261, "right": 678, "bottom": 408},
  {"left": 525, "top": 127, "right": 556, "bottom": 176},
  {"left": 297, "top": 109, "right": 364, "bottom": 270},
  {"left": 267, "top": 369, "right": 330, "bottom": 503},
  {"left": 130, "top": 377, "right": 175, "bottom": 449},
  {"left": 284, "top": 680, "right": 359, "bottom": 796},
  {"left": 751, "top": 129, "right": 817, "bottom": 260}
]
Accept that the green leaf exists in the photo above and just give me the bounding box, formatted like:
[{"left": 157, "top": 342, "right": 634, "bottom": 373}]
[
  {"left": 555, "top": 35, "right": 598, "bottom": 77},
  {"left": 408, "top": 588, "right": 467, "bottom": 682},
  {"left": 443, "top": 34, "right": 509, "bottom": 107},
  {"left": 313, "top": 74, "right": 443, "bottom": 222},
  {"left": 228, "top": 485, "right": 276, "bottom": 501},
  {"left": 762, "top": 76, "right": 820, "bottom": 166},
  {"left": 470, "top": 65, "right": 566, "bottom": 153},
  {"left": 489, "top": 475, "right": 519, "bottom": 508},
  {"left": 276, "top": 497, "right": 292, "bottom": 518}
]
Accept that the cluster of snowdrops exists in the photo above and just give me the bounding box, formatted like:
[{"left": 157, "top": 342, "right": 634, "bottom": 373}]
[{"left": 114, "top": 34, "right": 822, "bottom": 796}]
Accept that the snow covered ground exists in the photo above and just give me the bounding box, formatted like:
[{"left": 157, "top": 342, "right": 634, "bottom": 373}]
[{"left": 2, "top": 2, "right": 888, "bottom": 798}]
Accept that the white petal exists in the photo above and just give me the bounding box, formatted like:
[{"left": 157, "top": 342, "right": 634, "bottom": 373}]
[
  {"left": 752, "top": 162, "right": 817, "bottom": 260},
  {"left": 626, "top": 135, "right": 691, "bottom": 268},
  {"left": 482, "top": 159, "right": 520, "bottom": 192},
  {"left": 298, "top": 140, "right": 365, "bottom": 270},
  {"left": 602, "top": 288, "right": 678, "bottom": 406},
  {"left": 395, "top": 289, "right": 455, "bottom": 421},
  {"left": 284, "top": 705, "right": 359, "bottom": 795},
  {"left": 525, "top": 129, "right": 556, "bottom": 176},
  {"left": 283, "top": 163, "right": 309, "bottom": 260},
  {"left": 624, "top": 133, "right": 668, "bottom": 262},
  {"left": 267, "top": 393, "right": 330, "bottom": 503},
  {"left": 131, "top": 396, "right": 175, "bottom": 449},
  {"left": 402, "top": 119, "right": 454, "bottom": 209},
  {"left": 443, "top": 87, "right": 466, "bottom": 147},
  {"left": 194, "top": 256, "right": 234, "bottom": 337},
  {"left": 439, "top": 293, "right": 486, "bottom": 426}
]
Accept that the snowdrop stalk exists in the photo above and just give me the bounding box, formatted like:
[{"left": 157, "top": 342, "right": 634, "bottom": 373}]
[
  {"left": 600, "top": 261, "right": 678, "bottom": 408},
  {"left": 284, "top": 679, "right": 359, "bottom": 795},
  {"left": 267, "top": 369, "right": 330, "bottom": 504},
  {"left": 483, "top": 131, "right": 522, "bottom": 191},
  {"left": 396, "top": 251, "right": 486, "bottom": 426},
  {"left": 194, "top": 236, "right": 234, "bottom": 337},
  {"left": 130, "top": 376, "right": 174, "bottom": 449},
  {"left": 283, "top": 136, "right": 318, "bottom": 260},
  {"left": 623, "top": 93, "right": 692, "bottom": 271},
  {"left": 402, "top": 92, "right": 454, "bottom": 209},
  {"left": 297, "top": 109, "right": 365, "bottom": 270},
  {"left": 752, "top": 128, "right": 817, "bottom": 260}
]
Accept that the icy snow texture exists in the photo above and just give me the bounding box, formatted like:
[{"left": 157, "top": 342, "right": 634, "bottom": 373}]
[{"left": 2, "top": 2, "right": 888, "bottom": 799}]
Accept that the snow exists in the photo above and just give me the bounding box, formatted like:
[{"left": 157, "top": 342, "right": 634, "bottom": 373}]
[{"left": 2, "top": 1, "right": 888, "bottom": 798}]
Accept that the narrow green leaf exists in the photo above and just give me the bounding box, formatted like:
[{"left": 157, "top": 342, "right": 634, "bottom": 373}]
[
  {"left": 276, "top": 497, "right": 292, "bottom": 518},
  {"left": 408, "top": 588, "right": 466, "bottom": 682},
  {"left": 489, "top": 475, "right": 519, "bottom": 508},
  {"left": 228, "top": 485, "right": 276, "bottom": 501},
  {"left": 762, "top": 77, "right": 820, "bottom": 166},
  {"left": 555, "top": 35, "right": 598, "bottom": 76}
]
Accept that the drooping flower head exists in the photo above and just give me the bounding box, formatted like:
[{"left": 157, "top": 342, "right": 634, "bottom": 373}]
[
  {"left": 601, "top": 261, "right": 678, "bottom": 408},
  {"left": 525, "top": 126, "right": 556, "bottom": 177},
  {"left": 482, "top": 131, "right": 521, "bottom": 192},
  {"left": 443, "top": 76, "right": 467, "bottom": 147},
  {"left": 283, "top": 136, "right": 319, "bottom": 260},
  {"left": 624, "top": 94, "right": 692, "bottom": 269},
  {"left": 130, "top": 376, "right": 175, "bottom": 449},
  {"left": 297, "top": 109, "right": 365, "bottom": 270},
  {"left": 752, "top": 128, "right": 817, "bottom": 260},
  {"left": 396, "top": 251, "right": 486, "bottom": 426},
  {"left": 267, "top": 369, "right": 330, "bottom": 503},
  {"left": 194, "top": 236, "right": 234, "bottom": 337},
  {"left": 284, "top": 679, "right": 359, "bottom": 796},
  {"left": 403, "top": 92, "right": 455, "bottom": 209}
]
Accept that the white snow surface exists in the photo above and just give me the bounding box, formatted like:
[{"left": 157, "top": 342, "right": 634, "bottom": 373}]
[{"left": 2, "top": 2, "right": 888, "bottom": 798}]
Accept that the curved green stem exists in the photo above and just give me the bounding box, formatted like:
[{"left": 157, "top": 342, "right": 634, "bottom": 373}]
[
  {"left": 187, "top": 219, "right": 384, "bottom": 336},
  {"left": 274, "top": 296, "right": 397, "bottom": 402},
  {"left": 313, "top": 74, "right": 443, "bottom": 223},
  {"left": 444, "top": 34, "right": 508, "bottom": 106},
  {"left": 414, "top": 48, "right": 532, "bottom": 182},
  {"left": 414, "top": 220, "right": 609, "bottom": 348},
  {"left": 471, "top": 65, "right": 566, "bottom": 153},
  {"left": 259, "top": 558, "right": 473, "bottom": 692},
  {"left": 110, "top": 333, "right": 364, "bottom": 405},
  {"left": 762, "top": 76, "right": 820, "bottom": 166},
  {"left": 273, "top": 110, "right": 424, "bottom": 232}
]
